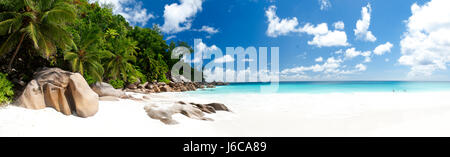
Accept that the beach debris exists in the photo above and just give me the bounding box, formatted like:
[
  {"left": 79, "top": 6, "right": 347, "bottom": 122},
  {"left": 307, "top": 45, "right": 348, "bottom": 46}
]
[{"left": 14, "top": 67, "right": 99, "bottom": 117}]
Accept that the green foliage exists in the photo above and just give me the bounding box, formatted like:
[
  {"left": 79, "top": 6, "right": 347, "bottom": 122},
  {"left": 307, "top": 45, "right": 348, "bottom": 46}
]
[
  {"left": 104, "top": 37, "right": 138, "bottom": 82},
  {"left": 128, "top": 67, "right": 147, "bottom": 84},
  {"left": 0, "top": 73, "right": 14, "bottom": 105},
  {"left": 0, "top": 0, "right": 203, "bottom": 91},
  {"left": 0, "top": 0, "right": 76, "bottom": 70},
  {"left": 64, "top": 23, "right": 105, "bottom": 83},
  {"left": 83, "top": 73, "right": 96, "bottom": 85},
  {"left": 105, "top": 28, "right": 119, "bottom": 39},
  {"left": 108, "top": 79, "right": 124, "bottom": 89}
]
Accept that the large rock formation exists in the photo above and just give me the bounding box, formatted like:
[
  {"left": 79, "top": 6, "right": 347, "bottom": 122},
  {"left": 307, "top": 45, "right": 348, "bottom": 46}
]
[{"left": 14, "top": 68, "right": 99, "bottom": 117}]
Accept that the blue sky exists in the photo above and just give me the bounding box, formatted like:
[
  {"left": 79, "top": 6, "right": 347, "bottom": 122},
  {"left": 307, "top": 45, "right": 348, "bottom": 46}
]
[{"left": 93, "top": 0, "right": 450, "bottom": 81}]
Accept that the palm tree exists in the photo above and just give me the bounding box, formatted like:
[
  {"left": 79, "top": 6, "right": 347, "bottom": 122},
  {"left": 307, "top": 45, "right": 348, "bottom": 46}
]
[
  {"left": 105, "top": 37, "right": 139, "bottom": 82},
  {"left": 0, "top": 0, "right": 75, "bottom": 71},
  {"left": 64, "top": 26, "right": 104, "bottom": 82}
]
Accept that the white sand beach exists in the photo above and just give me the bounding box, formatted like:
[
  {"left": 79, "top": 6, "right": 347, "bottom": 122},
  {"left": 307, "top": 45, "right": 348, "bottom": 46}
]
[{"left": 1, "top": 91, "right": 450, "bottom": 137}]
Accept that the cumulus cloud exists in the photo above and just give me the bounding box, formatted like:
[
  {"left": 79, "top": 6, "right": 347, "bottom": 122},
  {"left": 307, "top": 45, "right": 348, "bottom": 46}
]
[
  {"left": 355, "top": 64, "right": 367, "bottom": 71},
  {"left": 265, "top": 5, "right": 349, "bottom": 47},
  {"left": 334, "top": 21, "right": 345, "bottom": 30},
  {"left": 354, "top": 3, "right": 377, "bottom": 42},
  {"left": 315, "top": 57, "right": 323, "bottom": 62},
  {"left": 344, "top": 47, "right": 371, "bottom": 63},
  {"left": 194, "top": 26, "right": 219, "bottom": 34},
  {"left": 300, "top": 23, "right": 349, "bottom": 47},
  {"left": 281, "top": 57, "right": 344, "bottom": 74},
  {"left": 91, "top": 0, "right": 154, "bottom": 26},
  {"left": 319, "top": 0, "right": 331, "bottom": 11},
  {"left": 399, "top": 0, "right": 450, "bottom": 77},
  {"left": 161, "top": 0, "right": 204, "bottom": 34},
  {"left": 265, "top": 5, "right": 300, "bottom": 37},
  {"left": 373, "top": 42, "right": 393, "bottom": 55}
]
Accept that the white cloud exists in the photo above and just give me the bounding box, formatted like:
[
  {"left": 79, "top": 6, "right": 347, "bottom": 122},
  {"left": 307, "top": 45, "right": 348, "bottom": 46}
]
[
  {"left": 214, "top": 55, "right": 235, "bottom": 63},
  {"left": 265, "top": 5, "right": 348, "bottom": 47},
  {"left": 91, "top": 0, "right": 154, "bottom": 26},
  {"left": 195, "top": 26, "right": 219, "bottom": 34},
  {"left": 399, "top": 0, "right": 450, "bottom": 77},
  {"left": 161, "top": 0, "right": 203, "bottom": 34},
  {"left": 265, "top": 5, "right": 300, "bottom": 37},
  {"left": 344, "top": 47, "right": 371, "bottom": 62},
  {"left": 355, "top": 64, "right": 367, "bottom": 71},
  {"left": 373, "top": 42, "right": 393, "bottom": 55},
  {"left": 281, "top": 57, "right": 344, "bottom": 74},
  {"left": 334, "top": 21, "right": 345, "bottom": 30},
  {"left": 344, "top": 48, "right": 361, "bottom": 59},
  {"left": 300, "top": 23, "right": 349, "bottom": 47},
  {"left": 281, "top": 56, "right": 369, "bottom": 80},
  {"left": 307, "top": 30, "right": 349, "bottom": 47},
  {"left": 319, "top": 0, "right": 331, "bottom": 11},
  {"left": 165, "top": 35, "right": 176, "bottom": 40},
  {"left": 315, "top": 57, "right": 323, "bottom": 62},
  {"left": 354, "top": 3, "right": 377, "bottom": 42}
]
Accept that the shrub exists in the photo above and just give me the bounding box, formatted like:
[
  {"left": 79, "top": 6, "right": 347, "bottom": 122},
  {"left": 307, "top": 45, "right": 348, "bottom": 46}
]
[
  {"left": 0, "top": 73, "right": 14, "bottom": 105},
  {"left": 108, "top": 79, "right": 124, "bottom": 89},
  {"left": 127, "top": 68, "right": 147, "bottom": 84},
  {"left": 84, "top": 73, "right": 97, "bottom": 85}
]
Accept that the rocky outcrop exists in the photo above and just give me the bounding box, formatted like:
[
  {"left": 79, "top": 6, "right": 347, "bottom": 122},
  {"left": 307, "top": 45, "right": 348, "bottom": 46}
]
[
  {"left": 91, "top": 82, "right": 127, "bottom": 98},
  {"left": 190, "top": 103, "right": 216, "bottom": 114},
  {"left": 171, "top": 74, "right": 192, "bottom": 83},
  {"left": 120, "top": 76, "right": 229, "bottom": 95},
  {"left": 14, "top": 67, "right": 99, "bottom": 117},
  {"left": 144, "top": 103, "right": 213, "bottom": 125},
  {"left": 145, "top": 101, "right": 231, "bottom": 124},
  {"left": 204, "top": 103, "right": 231, "bottom": 112}
]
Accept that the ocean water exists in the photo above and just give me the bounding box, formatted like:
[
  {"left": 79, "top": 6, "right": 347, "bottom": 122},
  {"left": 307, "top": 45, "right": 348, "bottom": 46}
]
[{"left": 188, "top": 81, "right": 450, "bottom": 94}]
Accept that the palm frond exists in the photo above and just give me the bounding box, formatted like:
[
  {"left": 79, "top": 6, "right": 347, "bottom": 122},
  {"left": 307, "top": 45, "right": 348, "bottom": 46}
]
[
  {"left": 71, "top": 57, "right": 79, "bottom": 72},
  {"left": 41, "top": 4, "right": 75, "bottom": 24},
  {"left": 23, "top": 0, "right": 36, "bottom": 11},
  {"left": 23, "top": 22, "right": 40, "bottom": 49},
  {"left": 63, "top": 51, "right": 78, "bottom": 61},
  {"left": 40, "top": 22, "right": 72, "bottom": 50}
]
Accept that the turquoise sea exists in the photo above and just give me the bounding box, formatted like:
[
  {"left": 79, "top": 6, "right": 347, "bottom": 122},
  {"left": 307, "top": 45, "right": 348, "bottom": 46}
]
[{"left": 188, "top": 81, "right": 450, "bottom": 94}]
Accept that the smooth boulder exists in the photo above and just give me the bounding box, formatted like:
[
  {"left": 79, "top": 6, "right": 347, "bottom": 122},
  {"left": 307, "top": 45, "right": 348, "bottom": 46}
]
[{"left": 14, "top": 68, "right": 99, "bottom": 117}]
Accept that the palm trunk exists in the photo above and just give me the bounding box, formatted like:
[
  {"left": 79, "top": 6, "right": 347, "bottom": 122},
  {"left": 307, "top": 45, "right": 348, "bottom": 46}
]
[{"left": 8, "top": 33, "right": 26, "bottom": 72}]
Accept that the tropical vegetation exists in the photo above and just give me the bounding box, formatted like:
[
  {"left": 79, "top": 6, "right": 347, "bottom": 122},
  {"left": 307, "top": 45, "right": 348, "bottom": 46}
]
[{"left": 0, "top": 0, "right": 198, "bottom": 102}]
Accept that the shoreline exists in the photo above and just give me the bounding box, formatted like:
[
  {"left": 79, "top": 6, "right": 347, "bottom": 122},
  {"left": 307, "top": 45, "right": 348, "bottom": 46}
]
[{"left": 2, "top": 91, "right": 450, "bottom": 136}]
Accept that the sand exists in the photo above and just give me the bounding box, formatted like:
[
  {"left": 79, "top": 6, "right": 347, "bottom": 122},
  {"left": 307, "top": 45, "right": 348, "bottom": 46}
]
[{"left": 1, "top": 91, "right": 450, "bottom": 136}]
